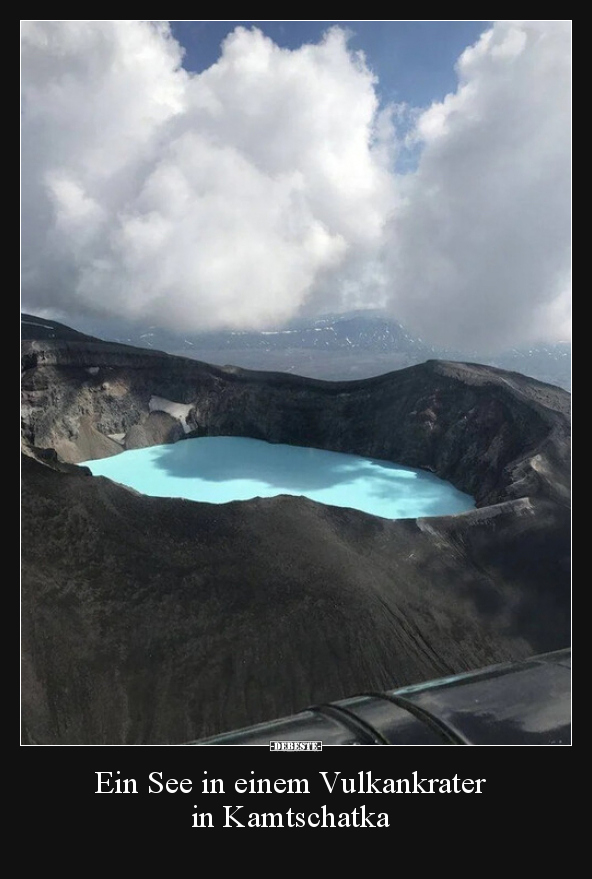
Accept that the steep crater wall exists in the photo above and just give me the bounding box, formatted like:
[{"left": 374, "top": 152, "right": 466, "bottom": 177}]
[{"left": 21, "top": 340, "right": 570, "bottom": 508}]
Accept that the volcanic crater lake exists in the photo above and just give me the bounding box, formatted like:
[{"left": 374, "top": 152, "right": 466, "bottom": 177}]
[{"left": 81, "top": 436, "right": 474, "bottom": 520}]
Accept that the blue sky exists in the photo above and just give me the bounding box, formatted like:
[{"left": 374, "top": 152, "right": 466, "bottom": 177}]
[
  {"left": 170, "top": 20, "right": 489, "bottom": 107},
  {"left": 21, "top": 21, "right": 571, "bottom": 349}
]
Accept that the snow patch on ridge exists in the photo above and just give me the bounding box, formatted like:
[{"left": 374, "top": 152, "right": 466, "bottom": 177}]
[{"left": 149, "top": 395, "right": 193, "bottom": 433}]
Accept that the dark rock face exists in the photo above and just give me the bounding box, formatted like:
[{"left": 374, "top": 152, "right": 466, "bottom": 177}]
[
  {"left": 22, "top": 339, "right": 570, "bottom": 508},
  {"left": 21, "top": 336, "right": 571, "bottom": 745},
  {"left": 124, "top": 410, "right": 184, "bottom": 449}
]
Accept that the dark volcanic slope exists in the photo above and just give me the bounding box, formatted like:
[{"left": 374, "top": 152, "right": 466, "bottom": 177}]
[
  {"left": 21, "top": 313, "right": 101, "bottom": 343},
  {"left": 21, "top": 334, "right": 571, "bottom": 745},
  {"left": 22, "top": 455, "right": 569, "bottom": 745}
]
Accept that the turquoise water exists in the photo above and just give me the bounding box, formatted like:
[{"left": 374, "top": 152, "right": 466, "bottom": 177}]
[{"left": 80, "top": 436, "right": 474, "bottom": 520}]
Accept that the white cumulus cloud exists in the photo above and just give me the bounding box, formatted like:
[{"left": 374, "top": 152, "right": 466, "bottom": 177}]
[
  {"left": 385, "top": 19, "right": 572, "bottom": 349},
  {"left": 21, "top": 21, "right": 393, "bottom": 332},
  {"left": 21, "top": 20, "right": 571, "bottom": 349}
]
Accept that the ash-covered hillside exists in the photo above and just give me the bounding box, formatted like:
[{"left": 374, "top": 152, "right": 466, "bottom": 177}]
[{"left": 21, "top": 317, "right": 571, "bottom": 744}]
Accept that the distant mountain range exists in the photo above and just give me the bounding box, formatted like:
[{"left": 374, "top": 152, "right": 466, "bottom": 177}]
[{"left": 21, "top": 309, "right": 571, "bottom": 390}]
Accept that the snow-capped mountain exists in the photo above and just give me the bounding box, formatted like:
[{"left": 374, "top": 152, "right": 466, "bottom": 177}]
[{"left": 21, "top": 310, "right": 571, "bottom": 389}]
